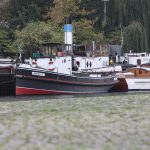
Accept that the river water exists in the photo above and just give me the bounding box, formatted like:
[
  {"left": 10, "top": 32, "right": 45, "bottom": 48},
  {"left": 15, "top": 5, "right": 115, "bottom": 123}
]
[{"left": 0, "top": 92, "right": 149, "bottom": 150}]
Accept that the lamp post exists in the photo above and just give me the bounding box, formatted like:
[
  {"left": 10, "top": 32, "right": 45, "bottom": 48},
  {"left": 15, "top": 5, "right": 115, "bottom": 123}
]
[{"left": 102, "top": 0, "right": 109, "bottom": 26}]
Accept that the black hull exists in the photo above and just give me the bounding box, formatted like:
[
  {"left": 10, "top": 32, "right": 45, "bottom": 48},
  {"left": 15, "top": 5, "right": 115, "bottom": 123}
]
[
  {"left": 0, "top": 74, "right": 16, "bottom": 96},
  {"left": 16, "top": 67, "right": 117, "bottom": 95}
]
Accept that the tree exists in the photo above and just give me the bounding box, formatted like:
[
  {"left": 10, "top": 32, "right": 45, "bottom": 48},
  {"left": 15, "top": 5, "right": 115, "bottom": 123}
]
[
  {"left": 73, "top": 19, "right": 103, "bottom": 44},
  {"left": 48, "top": 0, "right": 81, "bottom": 25},
  {"left": 15, "top": 21, "right": 63, "bottom": 52},
  {"left": 79, "top": 0, "right": 104, "bottom": 31},
  {"left": 123, "top": 21, "right": 148, "bottom": 53},
  {"left": 3, "top": 0, "right": 53, "bottom": 29},
  {"left": 1, "top": 0, "right": 150, "bottom": 51},
  {"left": 0, "top": 29, "right": 16, "bottom": 52},
  {"left": 107, "top": 0, "right": 150, "bottom": 50}
]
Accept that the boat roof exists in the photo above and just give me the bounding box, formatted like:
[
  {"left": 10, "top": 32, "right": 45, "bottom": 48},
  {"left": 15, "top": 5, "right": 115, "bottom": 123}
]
[
  {"left": 41, "top": 42, "right": 72, "bottom": 47},
  {"left": 126, "top": 67, "right": 150, "bottom": 72}
]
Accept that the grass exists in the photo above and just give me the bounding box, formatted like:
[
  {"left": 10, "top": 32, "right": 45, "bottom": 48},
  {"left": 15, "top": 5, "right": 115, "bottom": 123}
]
[{"left": 0, "top": 93, "right": 149, "bottom": 150}]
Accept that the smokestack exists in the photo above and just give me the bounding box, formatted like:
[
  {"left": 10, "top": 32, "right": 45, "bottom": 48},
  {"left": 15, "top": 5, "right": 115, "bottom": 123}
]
[{"left": 64, "top": 17, "right": 73, "bottom": 51}]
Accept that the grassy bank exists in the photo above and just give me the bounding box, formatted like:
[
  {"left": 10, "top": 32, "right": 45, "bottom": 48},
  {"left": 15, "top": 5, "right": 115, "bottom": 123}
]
[{"left": 0, "top": 93, "right": 149, "bottom": 150}]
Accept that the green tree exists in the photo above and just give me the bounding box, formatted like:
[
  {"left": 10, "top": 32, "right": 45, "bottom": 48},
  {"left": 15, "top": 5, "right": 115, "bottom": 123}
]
[
  {"left": 0, "top": 29, "right": 16, "bottom": 52},
  {"left": 107, "top": 0, "right": 150, "bottom": 51},
  {"left": 3, "top": 0, "right": 53, "bottom": 29},
  {"left": 123, "top": 21, "right": 148, "bottom": 53},
  {"left": 1, "top": 0, "right": 150, "bottom": 51},
  {"left": 48, "top": 0, "right": 81, "bottom": 25},
  {"left": 73, "top": 19, "right": 103, "bottom": 44},
  {"left": 15, "top": 21, "right": 63, "bottom": 52}
]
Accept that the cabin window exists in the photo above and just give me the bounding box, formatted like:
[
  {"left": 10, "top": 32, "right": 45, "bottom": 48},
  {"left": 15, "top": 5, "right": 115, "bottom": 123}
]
[
  {"left": 137, "top": 59, "right": 141, "bottom": 65},
  {"left": 141, "top": 54, "right": 146, "bottom": 57}
]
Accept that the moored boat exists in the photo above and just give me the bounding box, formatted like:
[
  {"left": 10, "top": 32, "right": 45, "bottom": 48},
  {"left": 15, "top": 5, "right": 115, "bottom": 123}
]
[
  {"left": 0, "top": 59, "right": 16, "bottom": 96},
  {"left": 116, "top": 67, "right": 150, "bottom": 91},
  {"left": 16, "top": 43, "right": 118, "bottom": 95},
  {"left": 124, "top": 67, "right": 150, "bottom": 91}
]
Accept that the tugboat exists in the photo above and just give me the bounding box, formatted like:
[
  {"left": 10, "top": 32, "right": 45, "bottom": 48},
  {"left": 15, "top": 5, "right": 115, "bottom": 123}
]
[
  {"left": 16, "top": 17, "right": 119, "bottom": 95},
  {"left": 16, "top": 43, "right": 118, "bottom": 95}
]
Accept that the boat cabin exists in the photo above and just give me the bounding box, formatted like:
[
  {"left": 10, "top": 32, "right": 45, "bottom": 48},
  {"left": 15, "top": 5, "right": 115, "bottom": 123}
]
[
  {"left": 29, "top": 43, "right": 73, "bottom": 75},
  {"left": 124, "top": 52, "right": 150, "bottom": 65},
  {"left": 32, "top": 43, "right": 72, "bottom": 58}
]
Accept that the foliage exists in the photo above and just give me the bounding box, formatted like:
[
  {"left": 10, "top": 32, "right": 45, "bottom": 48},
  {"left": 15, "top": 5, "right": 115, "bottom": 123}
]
[
  {"left": 2, "top": 0, "right": 53, "bottom": 29},
  {"left": 79, "top": 0, "right": 104, "bottom": 31},
  {"left": 104, "top": 29, "right": 122, "bottom": 45},
  {"left": 1, "top": 0, "right": 150, "bottom": 53},
  {"left": 107, "top": 0, "right": 150, "bottom": 51},
  {"left": 0, "top": 29, "right": 16, "bottom": 52},
  {"left": 48, "top": 0, "right": 81, "bottom": 25},
  {"left": 73, "top": 19, "right": 103, "bottom": 44},
  {"left": 15, "top": 21, "right": 63, "bottom": 52},
  {"left": 123, "top": 21, "right": 148, "bottom": 53}
]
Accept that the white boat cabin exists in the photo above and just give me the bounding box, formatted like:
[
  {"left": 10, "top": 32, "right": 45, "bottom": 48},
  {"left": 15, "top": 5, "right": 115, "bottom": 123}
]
[
  {"left": 124, "top": 52, "right": 150, "bottom": 65},
  {"left": 25, "top": 43, "right": 111, "bottom": 75},
  {"left": 25, "top": 43, "right": 73, "bottom": 75},
  {"left": 74, "top": 56, "right": 109, "bottom": 71},
  {"left": 30, "top": 56, "right": 72, "bottom": 75}
]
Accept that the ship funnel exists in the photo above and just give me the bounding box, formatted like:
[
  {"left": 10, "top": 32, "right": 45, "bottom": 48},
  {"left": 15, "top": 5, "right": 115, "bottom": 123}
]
[{"left": 64, "top": 17, "right": 73, "bottom": 51}]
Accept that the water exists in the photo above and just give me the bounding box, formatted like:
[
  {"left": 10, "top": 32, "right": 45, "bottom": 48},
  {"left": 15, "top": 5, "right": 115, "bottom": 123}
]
[
  {"left": 0, "top": 91, "right": 149, "bottom": 101},
  {"left": 0, "top": 92, "right": 149, "bottom": 150}
]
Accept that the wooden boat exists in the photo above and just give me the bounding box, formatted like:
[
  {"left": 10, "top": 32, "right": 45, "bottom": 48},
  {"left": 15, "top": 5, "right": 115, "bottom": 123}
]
[
  {"left": 117, "top": 67, "right": 150, "bottom": 91},
  {"left": 16, "top": 43, "right": 118, "bottom": 95}
]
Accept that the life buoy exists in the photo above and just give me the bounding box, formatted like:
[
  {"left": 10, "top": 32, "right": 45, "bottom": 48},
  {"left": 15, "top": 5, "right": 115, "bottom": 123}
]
[
  {"left": 48, "top": 62, "right": 53, "bottom": 65},
  {"left": 76, "top": 61, "right": 80, "bottom": 67},
  {"left": 32, "top": 59, "right": 37, "bottom": 67},
  {"left": 32, "top": 61, "right": 37, "bottom": 65},
  {"left": 49, "top": 68, "right": 55, "bottom": 71},
  {"left": 48, "top": 61, "right": 55, "bottom": 71}
]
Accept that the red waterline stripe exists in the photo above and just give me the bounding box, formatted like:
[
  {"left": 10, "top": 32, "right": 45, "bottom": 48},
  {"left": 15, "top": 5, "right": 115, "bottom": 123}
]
[{"left": 16, "top": 87, "right": 66, "bottom": 95}]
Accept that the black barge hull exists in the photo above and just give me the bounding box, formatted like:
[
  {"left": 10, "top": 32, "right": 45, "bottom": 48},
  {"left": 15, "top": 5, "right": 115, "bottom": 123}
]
[
  {"left": 0, "top": 74, "right": 15, "bottom": 96},
  {"left": 16, "top": 68, "right": 117, "bottom": 95}
]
